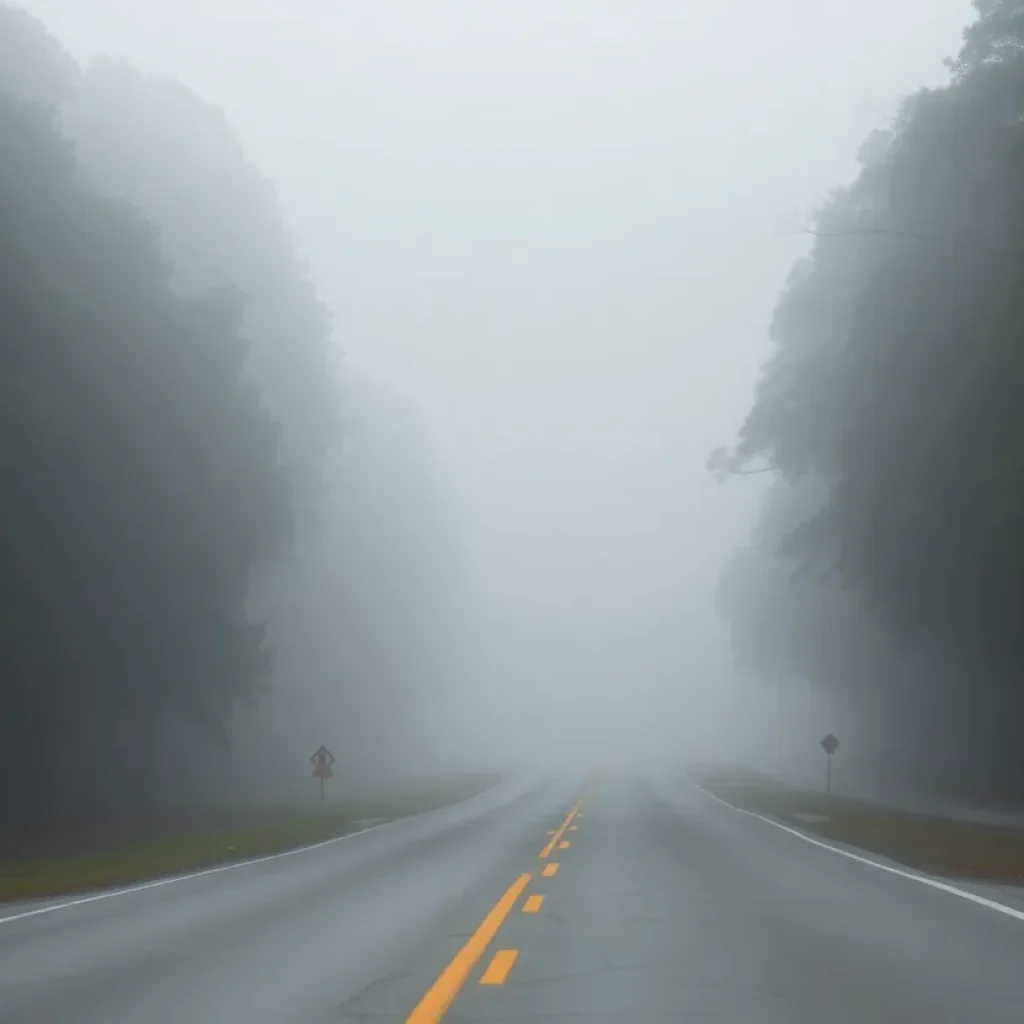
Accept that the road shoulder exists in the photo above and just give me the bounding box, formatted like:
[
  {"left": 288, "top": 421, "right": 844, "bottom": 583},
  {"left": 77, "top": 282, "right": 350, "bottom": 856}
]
[{"left": 687, "top": 764, "right": 1024, "bottom": 888}]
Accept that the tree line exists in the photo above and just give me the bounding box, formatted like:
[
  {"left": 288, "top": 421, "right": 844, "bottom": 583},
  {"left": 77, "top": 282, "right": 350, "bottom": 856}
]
[
  {"left": 0, "top": 6, "right": 464, "bottom": 829},
  {"left": 715, "top": 0, "right": 1024, "bottom": 800}
]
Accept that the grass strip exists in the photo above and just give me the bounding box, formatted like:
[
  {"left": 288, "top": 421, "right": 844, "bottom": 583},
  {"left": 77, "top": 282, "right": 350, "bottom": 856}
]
[
  {"left": 690, "top": 764, "right": 1024, "bottom": 883},
  {"left": 0, "top": 772, "right": 500, "bottom": 902}
]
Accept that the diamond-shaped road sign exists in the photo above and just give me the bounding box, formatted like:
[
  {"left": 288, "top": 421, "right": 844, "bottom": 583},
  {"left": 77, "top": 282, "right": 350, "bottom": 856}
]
[
  {"left": 820, "top": 733, "right": 839, "bottom": 757},
  {"left": 310, "top": 745, "right": 335, "bottom": 779}
]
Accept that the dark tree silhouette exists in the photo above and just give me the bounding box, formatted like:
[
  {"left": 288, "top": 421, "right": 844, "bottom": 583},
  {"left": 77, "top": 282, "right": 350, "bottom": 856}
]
[
  {"left": 0, "top": 89, "right": 289, "bottom": 824},
  {"left": 716, "top": 0, "right": 1024, "bottom": 800}
]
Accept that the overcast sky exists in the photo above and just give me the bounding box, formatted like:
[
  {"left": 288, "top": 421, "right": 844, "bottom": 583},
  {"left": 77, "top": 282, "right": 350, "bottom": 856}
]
[{"left": 16, "top": 0, "right": 975, "bottom": 756}]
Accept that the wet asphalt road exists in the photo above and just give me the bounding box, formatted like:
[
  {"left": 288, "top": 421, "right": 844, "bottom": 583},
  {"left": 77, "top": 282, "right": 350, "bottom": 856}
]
[{"left": 2, "top": 772, "right": 1024, "bottom": 1023}]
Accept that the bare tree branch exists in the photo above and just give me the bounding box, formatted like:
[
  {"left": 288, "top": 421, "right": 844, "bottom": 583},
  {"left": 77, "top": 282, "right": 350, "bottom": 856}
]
[{"left": 707, "top": 446, "right": 778, "bottom": 482}]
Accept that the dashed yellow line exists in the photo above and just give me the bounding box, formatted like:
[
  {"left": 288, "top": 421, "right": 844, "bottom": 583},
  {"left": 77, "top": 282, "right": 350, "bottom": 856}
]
[
  {"left": 407, "top": 787, "right": 589, "bottom": 1021},
  {"left": 479, "top": 949, "right": 518, "bottom": 985},
  {"left": 405, "top": 874, "right": 531, "bottom": 1022},
  {"left": 539, "top": 796, "right": 585, "bottom": 858}
]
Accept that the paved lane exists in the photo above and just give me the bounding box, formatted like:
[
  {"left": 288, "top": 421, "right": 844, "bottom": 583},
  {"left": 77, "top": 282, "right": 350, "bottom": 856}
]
[
  {"left": 5, "top": 772, "right": 1024, "bottom": 1022},
  {"left": 354, "top": 774, "right": 1024, "bottom": 1023}
]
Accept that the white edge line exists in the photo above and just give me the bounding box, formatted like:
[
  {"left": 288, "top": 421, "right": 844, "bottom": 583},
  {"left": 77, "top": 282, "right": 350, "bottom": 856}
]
[
  {"left": 692, "top": 780, "right": 1024, "bottom": 924},
  {"left": 0, "top": 774, "right": 521, "bottom": 927},
  {"left": 0, "top": 820, "right": 393, "bottom": 926}
]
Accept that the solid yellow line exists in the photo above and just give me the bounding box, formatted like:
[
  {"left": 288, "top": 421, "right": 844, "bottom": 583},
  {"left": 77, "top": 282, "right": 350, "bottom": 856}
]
[
  {"left": 558, "top": 840, "right": 570, "bottom": 849},
  {"left": 522, "top": 894, "right": 544, "bottom": 913},
  {"left": 479, "top": 948, "right": 518, "bottom": 985},
  {"left": 539, "top": 796, "right": 585, "bottom": 858},
  {"left": 405, "top": 874, "right": 531, "bottom": 1022},
  {"left": 542, "top": 863, "right": 559, "bottom": 877}
]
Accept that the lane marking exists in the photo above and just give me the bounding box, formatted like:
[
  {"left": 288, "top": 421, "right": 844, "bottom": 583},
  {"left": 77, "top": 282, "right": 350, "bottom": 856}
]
[
  {"left": 0, "top": 820, "right": 395, "bottom": 927},
  {"left": 406, "top": 874, "right": 531, "bottom": 1022},
  {"left": 542, "top": 863, "right": 559, "bottom": 878},
  {"left": 539, "top": 796, "right": 585, "bottom": 858},
  {"left": 696, "top": 784, "right": 1024, "bottom": 925},
  {"left": 546, "top": 831, "right": 555, "bottom": 836},
  {"left": 479, "top": 948, "right": 518, "bottom": 985},
  {"left": 558, "top": 840, "right": 570, "bottom": 850},
  {"left": 522, "top": 894, "right": 544, "bottom": 913}
]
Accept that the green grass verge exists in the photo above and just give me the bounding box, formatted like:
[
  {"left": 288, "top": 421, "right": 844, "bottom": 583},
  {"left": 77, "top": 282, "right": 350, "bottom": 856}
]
[
  {"left": 0, "top": 772, "right": 500, "bottom": 903},
  {"left": 690, "top": 764, "right": 1024, "bottom": 883}
]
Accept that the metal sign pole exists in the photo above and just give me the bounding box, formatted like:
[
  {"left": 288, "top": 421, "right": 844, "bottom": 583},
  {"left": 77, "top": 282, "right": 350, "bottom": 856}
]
[{"left": 820, "top": 734, "right": 839, "bottom": 795}]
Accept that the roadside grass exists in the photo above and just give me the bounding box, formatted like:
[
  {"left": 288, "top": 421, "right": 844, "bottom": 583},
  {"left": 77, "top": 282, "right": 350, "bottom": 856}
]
[
  {"left": 689, "top": 764, "right": 1024, "bottom": 883},
  {"left": 0, "top": 772, "right": 500, "bottom": 903}
]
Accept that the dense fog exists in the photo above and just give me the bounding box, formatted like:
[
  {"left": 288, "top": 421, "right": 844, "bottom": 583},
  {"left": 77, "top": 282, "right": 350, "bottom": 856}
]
[{"left": 12, "top": 0, "right": 1024, "bottom": 832}]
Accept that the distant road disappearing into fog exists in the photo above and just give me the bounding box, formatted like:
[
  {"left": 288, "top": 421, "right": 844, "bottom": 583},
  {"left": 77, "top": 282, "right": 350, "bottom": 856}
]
[{"left": 2, "top": 772, "right": 1024, "bottom": 1023}]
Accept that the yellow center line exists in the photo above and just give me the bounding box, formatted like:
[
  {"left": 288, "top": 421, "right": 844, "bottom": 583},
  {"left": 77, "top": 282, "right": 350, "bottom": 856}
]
[
  {"left": 405, "top": 873, "right": 531, "bottom": 1023},
  {"left": 479, "top": 949, "right": 518, "bottom": 985},
  {"left": 538, "top": 794, "right": 586, "bottom": 858},
  {"left": 542, "top": 862, "right": 559, "bottom": 877},
  {"left": 522, "top": 894, "right": 544, "bottom": 913}
]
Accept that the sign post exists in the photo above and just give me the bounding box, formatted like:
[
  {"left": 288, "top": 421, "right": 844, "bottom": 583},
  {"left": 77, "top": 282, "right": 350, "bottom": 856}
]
[
  {"left": 310, "top": 745, "right": 336, "bottom": 806},
  {"left": 820, "top": 733, "right": 839, "bottom": 794}
]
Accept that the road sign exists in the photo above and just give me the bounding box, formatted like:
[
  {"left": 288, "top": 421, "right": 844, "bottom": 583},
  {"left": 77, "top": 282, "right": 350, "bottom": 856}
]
[
  {"left": 820, "top": 733, "right": 839, "bottom": 794},
  {"left": 310, "top": 746, "right": 336, "bottom": 802},
  {"left": 310, "top": 745, "right": 335, "bottom": 777}
]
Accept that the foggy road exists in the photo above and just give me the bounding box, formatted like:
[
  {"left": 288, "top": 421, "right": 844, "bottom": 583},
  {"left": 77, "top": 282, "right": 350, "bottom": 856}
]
[{"left": 2, "top": 772, "right": 1024, "bottom": 1023}]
